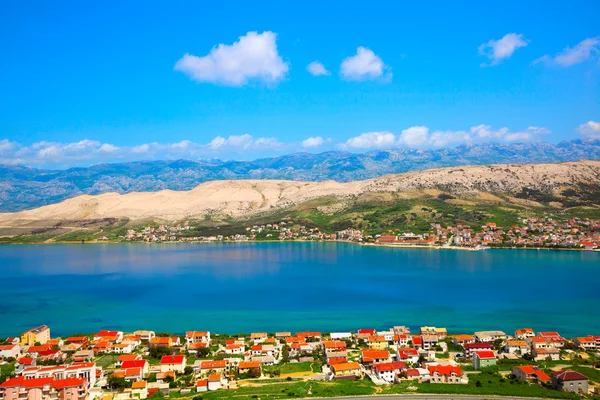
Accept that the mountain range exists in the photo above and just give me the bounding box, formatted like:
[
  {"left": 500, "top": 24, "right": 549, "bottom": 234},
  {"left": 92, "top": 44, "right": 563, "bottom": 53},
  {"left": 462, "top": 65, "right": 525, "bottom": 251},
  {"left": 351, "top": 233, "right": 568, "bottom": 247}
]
[{"left": 1, "top": 138, "right": 599, "bottom": 212}]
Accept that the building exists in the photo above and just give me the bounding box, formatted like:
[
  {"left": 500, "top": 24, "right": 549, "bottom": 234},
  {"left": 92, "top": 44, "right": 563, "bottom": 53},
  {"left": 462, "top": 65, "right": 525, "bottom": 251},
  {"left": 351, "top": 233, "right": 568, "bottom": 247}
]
[
  {"left": 331, "top": 362, "right": 362, "bottom": 379},
  {"left": 419, "top": 327, "right": 447, "bottom": 339},
  {"left": 0, "top": 376, "right": 87, "bottom": 400},
  {"left": 427, "top": 365, "right": 463, "bottom": 384},
  {"left": 131, "top": 381, "right": 148, "bottom": 399},
  {"left": 20, "top": 326, "right": 50, "bottom": 347},
  {"left": 473, "top": 351, "right": 496, "bottom": 370},
  {"left": 186, "top": 331, "right": 210, "bottom": 345},
  {"left": 551, "top": 370, "right": 589, "bottom": 393},
  {"left": 373, "top": 362, "right": 406, "bottom": 383},
  {"left": 532, "top": 347, "right": 560, "bottom": 361},
  {"left": 512, "top": 366, "right": 550, "bottom": 385},
  {"left": 463, "top": 342, "right": 493, "bottom": 358},
  {"left": 133, "top": 331, "right": 156, "bottom": 342},
  {"left": 207, "top": 374, "right": 223, "bottom": 391},
  {"left": 514, "top": 328, "right": 535, "bottom": 339},
  {"left": 198, "top": 360, "right": 228, "bottom": 375},
  {"left": 504, "top": 340, "right": 530, "bottom": 355},
  {"left": 0, "top": 344, "right": 21, "bottom": 359},
  {"left": 238, "top": 361, "right": 261, "bottom": 375},
  {"left": 474, "top": 330, "right": 507, "bottom": 343},
  {"left": 574, "top": 336, "right": 596, "bottom": 350},
  {"left": 159, "top": 355, "right": 186, "bottom": 373},
  {"left": 361, "top": 349, "right": 390, "bottom": 365}
]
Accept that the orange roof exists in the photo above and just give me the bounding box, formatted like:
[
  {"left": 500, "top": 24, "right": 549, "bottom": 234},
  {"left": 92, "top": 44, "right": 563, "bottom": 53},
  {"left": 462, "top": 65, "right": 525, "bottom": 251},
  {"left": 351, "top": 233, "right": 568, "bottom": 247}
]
[
  {"left": 515, "top": 365, "right": 550, "bottom": 383},
  {"left": 507, "top": 340, "right": 528, "bottom": 346},
  {"left": 516, "top": 328, "right": 534, "bottom": 335},
  {"left": 323, "top": 341, "right": 346, "bottom": 349},
  {"left": 285, "top": 336, "right": 305, "bottom": 344},
  {"left": 186, "top": 331, "right": 209, "bottom": 337},
  {"left": 196, "top": 379, "right": 208, "bottom": 387},
  {"left": 118, "top": 354, "right": 140, "bottom": 362},
  {"left": 453, "top": 334, "right": 474, "bottom": 342},
  {"left": 160, "top": 355, "right": 185, "bottom": 364},
  {"left": 208, "top": 374, "right": 221, "bottom": 381},
  {"left": 150, "top": 337, "right": 172, "bottom": 345},
  {"left": 296, "top": 331, "right": 320, "bottom": 338},
  {"left": 531, "top": 336, "right": 547, "bottom": 343},
  {"left": 332, "top": 362, "right": 360, "bottom": 372},
  {"left": 200, "top": 360, "right": 227, "bottom": 369},
  {"left": 428, "top": 365, "right": 462, "bottom": 376},
  {"left": 239, "top": 361, "right": 260, "bottom": 369},
  {"left": 362, "top": 349, "right": 389, "bottom": 359},
  {"left": 131, "top": 381, "right": 146, "bottom": 389},
  {"left": 374, "top": 362, "right": 407, "bottom": 372},
  {"left": 368, "top": 335, "right": 386, "bottom": 342},
  {"left": 576, "top": 336, "right": 595, "bottom": 343}
]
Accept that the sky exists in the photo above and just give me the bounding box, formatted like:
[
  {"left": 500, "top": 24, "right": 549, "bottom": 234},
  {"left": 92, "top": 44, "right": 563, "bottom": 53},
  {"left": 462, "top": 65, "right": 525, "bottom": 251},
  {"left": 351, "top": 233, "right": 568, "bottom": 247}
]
[{"left": 1, "top": 0, "right": 599, "bottom": 168}]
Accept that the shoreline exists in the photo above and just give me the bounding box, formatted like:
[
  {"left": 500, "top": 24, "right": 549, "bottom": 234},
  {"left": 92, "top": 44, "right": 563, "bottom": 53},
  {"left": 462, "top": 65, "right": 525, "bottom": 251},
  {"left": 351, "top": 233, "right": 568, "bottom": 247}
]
[{"left": 1, "top": 238, "right": 598, "bottom": 253}]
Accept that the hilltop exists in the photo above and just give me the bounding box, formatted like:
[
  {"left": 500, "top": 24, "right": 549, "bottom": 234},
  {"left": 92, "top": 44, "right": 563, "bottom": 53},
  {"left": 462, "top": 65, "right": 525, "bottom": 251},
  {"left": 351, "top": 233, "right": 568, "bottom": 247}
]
[
  {"left": 0, "top": 160, "right": 599, "bottom": 242},
  {"left": 1, "top": 138, "right": 599, "bottom": 213}
]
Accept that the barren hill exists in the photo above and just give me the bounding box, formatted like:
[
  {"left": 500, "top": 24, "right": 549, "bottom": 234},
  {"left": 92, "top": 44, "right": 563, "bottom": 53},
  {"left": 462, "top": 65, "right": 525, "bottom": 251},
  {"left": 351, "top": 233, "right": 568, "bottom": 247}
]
[{"left": 1, "top": 161, "right": 598, "bottom": 228}]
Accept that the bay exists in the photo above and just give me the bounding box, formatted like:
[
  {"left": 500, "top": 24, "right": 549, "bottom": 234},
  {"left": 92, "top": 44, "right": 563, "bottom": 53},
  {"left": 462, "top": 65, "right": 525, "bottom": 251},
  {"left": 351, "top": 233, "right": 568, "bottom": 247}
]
[{"left": 0, "top": 242, "right": 598, "bottom": 337}]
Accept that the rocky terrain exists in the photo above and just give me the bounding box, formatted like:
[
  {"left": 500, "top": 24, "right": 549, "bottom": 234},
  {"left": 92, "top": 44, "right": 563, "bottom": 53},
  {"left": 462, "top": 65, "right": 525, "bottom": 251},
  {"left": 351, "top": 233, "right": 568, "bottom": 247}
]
[
  {"left": 1, "top": 139, "right": 599, "bottom": 212},
  {"left": 1, "top": 161, "right": 598, "bottom": 233}
]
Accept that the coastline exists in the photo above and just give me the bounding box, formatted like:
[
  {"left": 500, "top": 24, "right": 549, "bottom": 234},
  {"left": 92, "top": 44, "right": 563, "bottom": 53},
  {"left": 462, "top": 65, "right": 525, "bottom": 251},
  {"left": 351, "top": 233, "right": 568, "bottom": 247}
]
[{"left": 1, "top": 238, "right": 598, "bottom": 253}]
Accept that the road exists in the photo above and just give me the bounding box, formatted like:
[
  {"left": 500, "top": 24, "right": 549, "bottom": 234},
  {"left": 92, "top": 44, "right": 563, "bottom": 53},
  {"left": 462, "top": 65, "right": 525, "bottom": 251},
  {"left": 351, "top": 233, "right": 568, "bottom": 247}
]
[{"left": 298, "top": 395, "right": 551, "bottom": 400}]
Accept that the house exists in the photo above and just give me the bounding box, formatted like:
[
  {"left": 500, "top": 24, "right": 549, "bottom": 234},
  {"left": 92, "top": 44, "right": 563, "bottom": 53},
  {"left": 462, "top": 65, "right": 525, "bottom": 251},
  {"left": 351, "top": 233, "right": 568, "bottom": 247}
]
[
  {"left": 250, "top": 355, "right": 275, "bottom": 366},
  {"left": 552, "top": 370, "right": 589, "bottom": 393},
  {"left": 275, "top": 332, "right": 291, "bottom": 340},
  {"left": 421, "top": 335, "right": 438, "bottom": 350},
  {"left": 397, "top": 348, "right": 419, "bottom": 364},
  {"left": 411, "top": 336, "right": 423, "bottom": 349},
  {"left": 473, "top": 351, "right": 496, "bottom": 370},
  {"left": 373, "top": 362, "right": 406, "bottom": 383},
  {"left": 225, "top": 344, "right": 245, "bottom": 355},
  {"left": 24, "top": 344, "right": 53, "bottom": 357},
  {"left": 427, "top": 365, "right": 463, "bottom": 384},
  {"left": 72, "top": 350, "right": 95, "bottom": 363},
  {"left": 463, "top": 343, "right": 493, "bottom": 358},
  {"left": 405, "top": 368, "right": 430, "bottom": 382},
  {"left": 150, "top": 337, "right": 177, "bottom": 347},
  {"left": 528, "top": 336, "right": 553, "bottom": 349},
  {"left": 4, "top": 338, "right": 19, "bottom": 345},
  {"left": 198, "top": 360, "right": 228, "bottom": 375},
  {"left": 419, "top": 327, "right": 447, "bottom": 339},
  {"left": 207, "top": 374, "right": 223, "bottom": 391},
  {"left": 122, "top": 335, "right": 141, "bottom": 349},
  {"left": 160, "top": 355, "right": 186, "bottom": 373},
  {"left": 331, "top": 362, "right": 362, "bottom": 379},
  {"left": 186, "top": 331, "right": 210, "bottom": 345},
  {"left": 474, "top": 330, "right": 507, "bottom": 343},
  {"left": 574, "top": 336, "right": 596, "bottom": 350},
  {"left": 361, "top": 349, "right": 390, "bottom": 365},
  {"left": 0, "top": 344, "right": 21, "bottom": 359},
  {"left": 323, "top": 341, "right": 347, "bottom": 353},
  {"left": 452, "top": 334, "right": 475, "bottom": 346},
  {"left": 514, "top": 328, "right": 535, "bottom": 339},
  {"left": 121, "top": 360, "right": 149, "bottom": 378},
  {"left": 512, "top": 366, "right": 550, "bottom": 385},
  {"left": 250, "top": 345, "right": 275, "bottom": 357},
  {"left": 296, "top": 332, "right": 321, "bottom": 340},
  {"left": 0, "top": 376, "right": 87, "bottom": 400},
  {"left": 20, "top": 325, "right": 51, "bottom": 346},
  {"left": 93, "top": 330, "right": 123, "bottom": 343},
  {"left": 196, "top": 379, "right": 208, "bottom": 392},
  {"left": 504, "top": 340, "right": 530, "bottom": 355},
  {"left": 538, "top": 332, "right": 568, "bottom": 348},
  {"left": 250, "top": 332, "right": 268, "bottom": 344},
  {"left": 367, "top": 336, "right": 387, "bottom": 349},
  {"left": 330, "top": 332, "right": 352, "bottom": 340},
  {"left": 116, "top": 354, "right": 141, "bottom": 367},
  {"left": 326, "top": 351, "right": 347, "bottom": 365},
  {"left": 532, "top": 347, "right": 560, "bottom": 361},
  {"left": 238, "top": 361, "right": 261, "bottom": 375},
  {"left": 131, "top": 380, "right": 148, "bottom": 399},
  {"left": 134, "top": 331, "right": 156, "bottom": 342},
  {"left": 111, "top": 343, "right": 133, "bottom": 354},
  {"left": 66, "top": 336, "right": 89, "bottom": 347},
  {"left": 395, "top": 334, "right": 410, "bottom": 347}
]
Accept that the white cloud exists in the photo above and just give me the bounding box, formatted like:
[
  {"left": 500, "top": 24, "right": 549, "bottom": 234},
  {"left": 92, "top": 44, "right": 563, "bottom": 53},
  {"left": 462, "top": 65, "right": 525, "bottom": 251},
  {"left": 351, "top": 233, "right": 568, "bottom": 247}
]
[
  {"left": 338, "top": 131, "right": 396, "bottom": 150},
  {"left": 302, "top": 136, "right": 325, "bottom": 148},
  {"left": 534, "top": 37, "right": 600, "bottom": 66},
  {"left": 398, "top": 126, "right": 430, "bottom": 148},
  {"left": 174, "top": 31, "right": 289, "bottom": 86},
  {"left": 478, "top": 33, "right": 529, "bottom": 66},
  {"left": 99, "top": 143, "right": 119, "bottom": 152},
  {"left": 307, "top": 61, "right": 330, "bottom": 76},
  {"left": 578, "top": 121, "right": 600, "bottom": 138},
  {"left": 340, "top": 47, "right": 391, "bottom": 81}
]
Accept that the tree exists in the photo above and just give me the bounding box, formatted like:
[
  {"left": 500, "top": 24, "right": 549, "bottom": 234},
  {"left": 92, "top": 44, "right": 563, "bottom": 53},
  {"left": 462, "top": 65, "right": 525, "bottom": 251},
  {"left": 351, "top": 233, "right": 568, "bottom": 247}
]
[
  {"left": 196, "top": 347, "right": 210, "bottom": 358},
  {"left": 184, "top": 366, "right": 194, "bottom": 375},
  {"left": 475, "top": 380, "right": 482, "bottom": 387},
  {"left": 108, "top": 375, "right": 131, "bottom": 390}
]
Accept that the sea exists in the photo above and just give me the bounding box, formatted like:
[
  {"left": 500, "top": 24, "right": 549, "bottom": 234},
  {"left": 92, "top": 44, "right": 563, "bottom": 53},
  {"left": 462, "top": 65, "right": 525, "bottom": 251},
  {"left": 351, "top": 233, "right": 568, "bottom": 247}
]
[{"left": 1, "top": 242, "right": 598, "bottom": 338}]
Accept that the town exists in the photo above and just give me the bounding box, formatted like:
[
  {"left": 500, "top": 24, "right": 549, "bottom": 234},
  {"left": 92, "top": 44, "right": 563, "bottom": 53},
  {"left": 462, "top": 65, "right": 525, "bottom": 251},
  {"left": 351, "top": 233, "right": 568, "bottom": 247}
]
[
  {"left": 1, "top": 324, "right": 599, "bottom": 400},
  {"left": 115, "top": 216, "right": 600, "bottom": 251}
]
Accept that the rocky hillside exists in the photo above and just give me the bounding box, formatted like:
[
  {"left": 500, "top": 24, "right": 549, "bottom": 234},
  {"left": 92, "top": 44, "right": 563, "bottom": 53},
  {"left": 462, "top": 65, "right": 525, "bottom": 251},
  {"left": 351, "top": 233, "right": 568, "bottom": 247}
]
[
  {"left": 1, "top": 161, "right": 598, "bottom": 229},
  {"left": 1, "top": 139, "right": 599, "bottom": 212}
]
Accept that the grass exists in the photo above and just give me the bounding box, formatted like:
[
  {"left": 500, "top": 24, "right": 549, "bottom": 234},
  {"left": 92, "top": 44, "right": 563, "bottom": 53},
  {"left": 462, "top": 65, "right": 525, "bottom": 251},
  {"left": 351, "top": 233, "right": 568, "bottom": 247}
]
[
  {"left": 280, "top": 362, "right": 313, "bottom": 375},
  {"left": 95, "top": 354, "right": 119, "bottom": 368}
]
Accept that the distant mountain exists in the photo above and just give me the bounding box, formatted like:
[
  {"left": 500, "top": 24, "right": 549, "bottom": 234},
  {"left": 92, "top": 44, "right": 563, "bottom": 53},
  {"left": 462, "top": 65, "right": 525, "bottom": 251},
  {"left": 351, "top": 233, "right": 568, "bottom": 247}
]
[{"left": 0, "top": 138, "right": 599, "bottom": 212}]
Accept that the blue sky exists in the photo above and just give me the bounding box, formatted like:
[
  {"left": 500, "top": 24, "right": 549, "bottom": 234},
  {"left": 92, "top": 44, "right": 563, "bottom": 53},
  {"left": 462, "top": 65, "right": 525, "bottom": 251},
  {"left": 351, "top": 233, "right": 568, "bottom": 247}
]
[{"left": 1, "top": 0, "right": 599, "bottom": 168}]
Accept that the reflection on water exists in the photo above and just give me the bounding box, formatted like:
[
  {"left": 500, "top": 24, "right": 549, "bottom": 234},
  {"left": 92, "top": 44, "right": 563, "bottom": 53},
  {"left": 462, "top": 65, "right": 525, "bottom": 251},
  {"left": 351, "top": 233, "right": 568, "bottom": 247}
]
[{"left": 0, "top": 242, "right": 599, "bottom": 336}]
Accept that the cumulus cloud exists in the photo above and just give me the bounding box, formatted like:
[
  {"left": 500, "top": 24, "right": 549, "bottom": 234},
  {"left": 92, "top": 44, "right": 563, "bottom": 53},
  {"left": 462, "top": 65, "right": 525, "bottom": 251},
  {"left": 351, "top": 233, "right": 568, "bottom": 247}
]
[
  {"left": 534, "top": 37, "right": 600, "bottom": 66},
  {"left": 338, "top": 131, "right": 396, "bottom": 150},
  {"left": 340, "top": 125, "right": 550, "bottom": 150},
  {"left": 578, "top": 121, "right": 600, "bottom": 138},
  {"left": 340, "top": 47, "right": 391, "bottom": 81},
  {"left": 307, "top": 61, "right": 330, "bottom": 76},
  {"left": 478, "top": 33, "right": 529, "bottom": 66},
  {"left": 302, "top": 136, "right": 327, "bottom": 148},
  {"left": 174, "top": 31, "right": 289, "bottom": 86}
]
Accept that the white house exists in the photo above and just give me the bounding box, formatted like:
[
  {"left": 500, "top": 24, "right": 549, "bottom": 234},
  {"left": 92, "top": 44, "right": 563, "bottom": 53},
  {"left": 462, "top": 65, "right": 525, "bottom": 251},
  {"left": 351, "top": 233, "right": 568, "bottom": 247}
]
[
  {"left": 330, "top": 332, "right": 352, "bottom": 340},
  {"left": 0, "top": 344, "right": 21, "bottom": 359},
  {"left": 160, "top": 355, "right": 186, "bottom": 373}
]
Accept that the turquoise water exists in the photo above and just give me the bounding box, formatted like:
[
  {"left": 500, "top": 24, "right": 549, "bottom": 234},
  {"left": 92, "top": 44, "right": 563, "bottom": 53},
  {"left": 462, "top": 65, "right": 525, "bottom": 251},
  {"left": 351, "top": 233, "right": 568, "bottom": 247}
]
[{"left": 1, "top": 243, "right": 599, "bottom": 337}]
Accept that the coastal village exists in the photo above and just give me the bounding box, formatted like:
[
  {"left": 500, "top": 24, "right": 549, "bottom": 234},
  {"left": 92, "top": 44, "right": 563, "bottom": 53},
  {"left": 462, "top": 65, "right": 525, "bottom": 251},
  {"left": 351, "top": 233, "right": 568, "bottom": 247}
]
[
  {"left": 117, "top": 216, "right": 600, "bottom": 251},
  {"left": 1, "top": 324, "right": 599, "bottom": 400}
]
